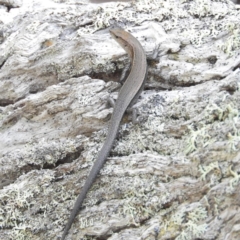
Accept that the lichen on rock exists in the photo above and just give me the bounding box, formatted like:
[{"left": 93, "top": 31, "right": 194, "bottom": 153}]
[{"left": 0, "top": 0, "right": 240, "bottom": 239}]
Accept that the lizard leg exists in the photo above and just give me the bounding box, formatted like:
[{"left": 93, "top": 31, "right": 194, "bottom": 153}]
[
  {"left": 119, "top": 62, "right": 131, "bottom": 83},
  {"left": 108, "top": 98, "right": 141, "bottom": 124},
  {"left": 127, "top": 107, "right": 142, "bottom": 124},
  {"left": 107, "top": 97, "right": 115, "bottom": 108}
]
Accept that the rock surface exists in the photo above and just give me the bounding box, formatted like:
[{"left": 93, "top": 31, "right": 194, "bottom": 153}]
[{"left": 0, "top": 0, "right": 240, "bottom": 239}]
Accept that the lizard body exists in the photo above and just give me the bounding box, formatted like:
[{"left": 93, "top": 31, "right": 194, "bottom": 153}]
[{"left": 61, "top": 28, "right": 147, "bottom": 239}]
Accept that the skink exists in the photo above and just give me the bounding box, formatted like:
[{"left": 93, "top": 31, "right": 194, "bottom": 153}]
[{"left": 61, "top": 28, "right": 147, "bottom": 240}]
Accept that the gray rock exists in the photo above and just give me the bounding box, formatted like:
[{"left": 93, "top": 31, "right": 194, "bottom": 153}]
[{"left": 0, "top": 0, "right": 240, "bottom": 239}]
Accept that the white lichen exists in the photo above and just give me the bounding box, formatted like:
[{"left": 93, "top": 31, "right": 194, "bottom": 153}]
[{"left": 199, "top": 161, "right": 220, "bottom": 181}]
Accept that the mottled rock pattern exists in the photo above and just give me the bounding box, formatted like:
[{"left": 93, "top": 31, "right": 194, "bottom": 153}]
[{"left": 0, "top": 0, "right": 240, "bottom": 240}]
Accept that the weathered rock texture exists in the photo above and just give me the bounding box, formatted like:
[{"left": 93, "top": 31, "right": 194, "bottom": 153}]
[{"left": 0, "top": 0, "right": 240, "bottom": 239}]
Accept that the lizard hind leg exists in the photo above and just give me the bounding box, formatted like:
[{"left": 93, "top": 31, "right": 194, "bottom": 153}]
[
  {"left": 127, "top": 107, "right": 142, "bottom": 124},
  {"left": 108, "top": 97, "right": 141, "bottom": 124}
]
